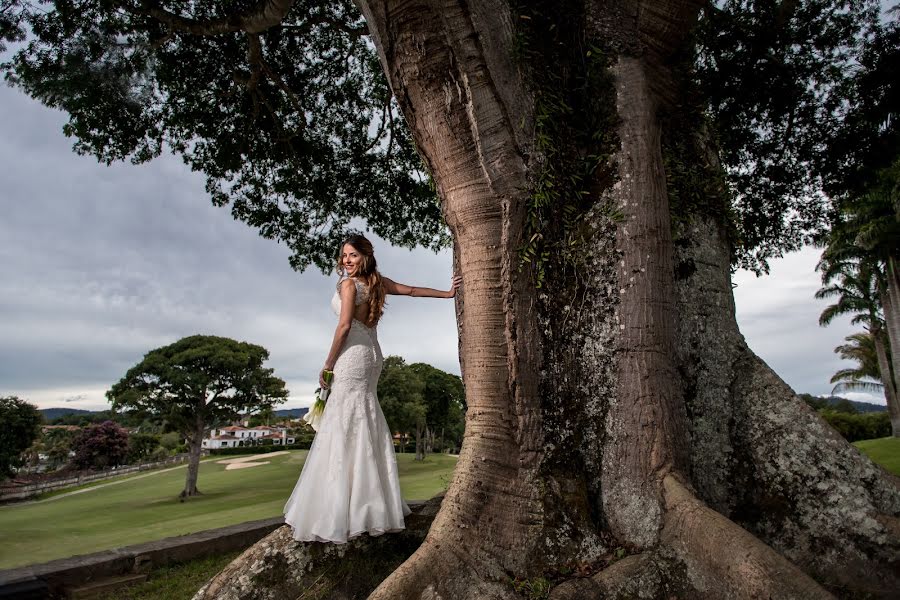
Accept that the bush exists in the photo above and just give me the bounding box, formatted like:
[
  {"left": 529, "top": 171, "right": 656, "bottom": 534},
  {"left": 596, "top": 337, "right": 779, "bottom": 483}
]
[
  {"left": 159, "top": 432, "right": 182, "bottom": 451},
  {"left": 71, "top": 421, "right": 130, "bottom": 469},
  {"left": 127, "top": 433, "right": 161, "bottom": 464},
  {"left": 210, "top": 442, "right": 312, "bottom": 456},
  {"left": 0, "top": 396, "right": 42, "bottom": 479},
  {"left": 820, "top": 410, "right": 890, "bottom": 442}
]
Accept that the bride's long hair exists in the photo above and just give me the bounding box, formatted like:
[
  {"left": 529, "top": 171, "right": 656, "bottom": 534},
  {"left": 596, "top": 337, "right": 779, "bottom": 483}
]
[{"left": 336, "top": 235, "right": 386, "bottom": 326}]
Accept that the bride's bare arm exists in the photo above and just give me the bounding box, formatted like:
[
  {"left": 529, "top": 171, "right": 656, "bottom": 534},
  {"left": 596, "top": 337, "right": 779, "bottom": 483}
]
[
  {"left": 383, "top": 275, "right": 462, "bottom": 298},
  {"left": 321, "top": 280, "right": 357, "bottom": 383}
]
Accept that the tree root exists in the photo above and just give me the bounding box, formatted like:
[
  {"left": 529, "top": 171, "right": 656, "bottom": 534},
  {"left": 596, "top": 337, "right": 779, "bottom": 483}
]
[
  {"left": 192, "top": 495, "right": 442, "bottom": 600},
  {"left": 548, "top": 553, "right": 672, "bottom": 599},
  {"left": 660, "top": 475, "right": 834, "bottom": 599},
  {"left": 367, "top": 529, "right": 520, "bottom": 600}
]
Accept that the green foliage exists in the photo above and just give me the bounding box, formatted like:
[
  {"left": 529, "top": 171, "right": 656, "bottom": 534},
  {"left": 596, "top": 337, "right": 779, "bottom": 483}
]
[
  {"left": 820, "top": 410, "right": 890, "bottom": 442},
  {"left": 696, "top": 0, "right": 884, "bottom": 272},
  {"left": 0, "top": 396, "right": 43, "bottom": 479},
  {"left": 408, "top": 362, "right": 466, "bottom": 451},
  {"left": 108, "top": 335, "right": 288, "bottom": 439},
  {"left": 511, "top": 576, "right": 551, "bottom": 600},
  {"left": 378, "top": 356, "right": 426, "bottom": 447},
  {"left": 95, "top": 551, "right": 242, "bottom": 600},
  {"left": 71, "top": 420, "right": 130, "bottom": 469},
  {"left": 511, "top": 2, "right": 619, "bottom": 287},
  {"left": 127, "top": 432, "right": 161, "bottom": 464},
  {"left": 3, "top": 0, "right": 446, "bottom": 272},
  {"left": 829, "top": 331, "right": 887, "bottom": 396},
  {"left": 378, "top": 357, "right": 466, "bottom": 455},
  {"left": 158, "top": 431, "right": 182, "bottom": 451}
]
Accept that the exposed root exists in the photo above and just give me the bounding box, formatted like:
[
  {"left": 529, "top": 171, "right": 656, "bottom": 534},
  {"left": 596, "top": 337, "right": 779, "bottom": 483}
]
[
  {"left": 367, "top": 533, "right": 518, "bottom": 600},
  {"left": 192, "top": 496, "right": 441, "bottom": 600},
  {"left": 548, "top": 553, "right": 673, "bottom": 600},
  {"left": 661, "top": 475, "right": 834, "bottom": 599}
]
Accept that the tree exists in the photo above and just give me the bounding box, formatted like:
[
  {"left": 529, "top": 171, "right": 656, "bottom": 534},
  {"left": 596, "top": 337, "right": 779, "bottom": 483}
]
[
  {"left": 126, "top": 432, "right": 162, "bottom": 464},
  {"left": 830, "top": 331, "right": 888, "bottom": 397},
  {"left": 408, "top": 362, "right": 465, "bottom": 454},
  {"left": 107, "top": 335, "right": 288, "bottom": 498},
  {"left": 0, "top": 396, "right": 42, "bottom": 480},
  {"left": 71, "top": 420, "right": 129, "bottom": 469},
  {"left": 378, "top": 356, "right": 426, "bottom": 457},
  {"left": 816, "top": 251, "right": 899, "bottom": 435},
  {"left": 5, "top": 0, "right": 900, "bottom": 597}
]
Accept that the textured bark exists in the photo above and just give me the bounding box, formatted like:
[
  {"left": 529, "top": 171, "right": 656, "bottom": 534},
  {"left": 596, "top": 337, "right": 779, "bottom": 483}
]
[
  {"left": 882, "top": 260, "right": 900, "bottom": 436},
  {"left": 192, "top": 497, "right": 440, "bottom": 600},
  {"left": 674, "top": 216, "right": 900, "bottom": 594},
  {"left": 872, "top": 323, "right": 900, "bottom": 437},
  {"left": 886, "top": 259, "right": 900, "bottom": 389},
  {"left": 181, "top": 419, "right": 205, "bottom": 498},
  {"left": 600, "top": 54, "right": 687, "bottom": 550}
]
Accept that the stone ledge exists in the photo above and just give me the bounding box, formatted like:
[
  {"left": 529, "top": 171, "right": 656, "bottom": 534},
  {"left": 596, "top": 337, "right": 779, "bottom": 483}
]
[{"left": 0, "top": 516, "right": 285, "bottom": 599}]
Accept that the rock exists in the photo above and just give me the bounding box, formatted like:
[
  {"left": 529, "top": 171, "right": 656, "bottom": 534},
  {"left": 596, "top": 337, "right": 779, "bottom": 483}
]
[{"left": 192, "top": 496, "right": 441, "bottom": 600}]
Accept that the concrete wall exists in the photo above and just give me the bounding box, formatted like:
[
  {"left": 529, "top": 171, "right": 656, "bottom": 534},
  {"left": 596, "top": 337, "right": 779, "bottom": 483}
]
[{"left": 0, "top": 517, "right": 284, "bottom": 599}]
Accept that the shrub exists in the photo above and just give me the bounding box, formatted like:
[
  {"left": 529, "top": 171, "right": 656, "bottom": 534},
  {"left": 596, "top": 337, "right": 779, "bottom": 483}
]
[
  {"left": 820, "top": 410, "right": 890, "bottom": 442},
  {"left": 127, "top": 433, "right": 161, "bottom": 464},
  {"left": 71, "top": 421, "right": 130, "bottom": 469}
]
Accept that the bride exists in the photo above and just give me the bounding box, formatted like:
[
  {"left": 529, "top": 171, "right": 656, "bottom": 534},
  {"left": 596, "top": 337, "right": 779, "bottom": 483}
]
[{"left": 284, "top": 234, "right": 460, "bottom": 543}]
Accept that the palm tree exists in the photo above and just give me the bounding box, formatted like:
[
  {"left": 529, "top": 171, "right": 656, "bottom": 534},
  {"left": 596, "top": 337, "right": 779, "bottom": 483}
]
[
  {"left": 830, "top": 331, "right": 887, "bottom": 396},
  {"left": 817, "top": 226, "right": 899, "bottom": 436}
]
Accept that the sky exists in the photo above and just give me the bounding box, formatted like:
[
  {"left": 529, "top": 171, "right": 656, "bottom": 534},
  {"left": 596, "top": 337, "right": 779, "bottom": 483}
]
[{"left": 0, "top": 78, "right": 885, "bottom": 412}]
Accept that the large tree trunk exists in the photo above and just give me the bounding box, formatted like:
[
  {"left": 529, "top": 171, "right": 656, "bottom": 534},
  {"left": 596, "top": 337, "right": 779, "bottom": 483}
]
[
  {"left": 181, "top": 419, "right": 205, "bottom": 499},
  {"left": 414, "top": 422, "right": 425, "bottom": 461},
  {"left": 202, "top": 0, "right": 900, "bottom": 597}
]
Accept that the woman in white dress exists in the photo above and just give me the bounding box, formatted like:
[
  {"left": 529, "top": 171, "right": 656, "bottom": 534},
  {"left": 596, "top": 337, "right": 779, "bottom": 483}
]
[{"left": 284, "top": 234, "right": 460, "bottom": 543}]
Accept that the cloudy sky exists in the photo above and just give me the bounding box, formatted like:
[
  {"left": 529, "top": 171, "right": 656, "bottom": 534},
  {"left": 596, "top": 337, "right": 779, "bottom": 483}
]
[{"left": 0, "top": 76, "right": 885, "bottom": 412}]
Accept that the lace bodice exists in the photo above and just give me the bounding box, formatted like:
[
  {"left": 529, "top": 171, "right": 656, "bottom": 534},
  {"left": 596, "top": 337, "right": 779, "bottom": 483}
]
[{"left": 331, "top": 277, "right": 371, "bottom": 319}]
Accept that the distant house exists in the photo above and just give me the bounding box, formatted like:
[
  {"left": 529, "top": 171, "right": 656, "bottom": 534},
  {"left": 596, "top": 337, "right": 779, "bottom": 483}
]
[{"left": 202, "top": 425, "right": 296, "bottom": 449}]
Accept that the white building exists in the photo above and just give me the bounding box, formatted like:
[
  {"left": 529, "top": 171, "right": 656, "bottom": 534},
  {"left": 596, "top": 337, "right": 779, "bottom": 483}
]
[{"left": 202, "top": 425, "right": 295, "bottom": 449}]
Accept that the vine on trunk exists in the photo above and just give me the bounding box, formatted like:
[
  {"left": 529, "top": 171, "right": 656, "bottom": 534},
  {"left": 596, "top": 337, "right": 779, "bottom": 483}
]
[{"left": 511, "top": 1, "right": 620, "bottom": 288}]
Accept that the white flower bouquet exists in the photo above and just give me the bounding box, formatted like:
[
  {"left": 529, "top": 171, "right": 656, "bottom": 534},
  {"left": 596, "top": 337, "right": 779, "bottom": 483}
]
[{"left": 303, "top": 370, "right": 334, "bottom": 431}]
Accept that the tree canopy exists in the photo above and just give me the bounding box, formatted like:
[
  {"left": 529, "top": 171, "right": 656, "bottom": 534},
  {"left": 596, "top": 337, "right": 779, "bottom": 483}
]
[
  {"left": 1, "top": 0, "right": 892, "bottom": 273},
  {"left": 107, "top": 334, "right": 288, "bottom": 496},
  {"left": 1, "top": 0, "right": 446, "bottom": 272},
  {"left": 0, "top": 396, "right": 42, "bottom": 479}
]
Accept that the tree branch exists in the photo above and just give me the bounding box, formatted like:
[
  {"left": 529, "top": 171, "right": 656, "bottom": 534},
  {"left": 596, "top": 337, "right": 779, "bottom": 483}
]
[{"left": 129, "top": 0, "right": 297, "bottom": 36}]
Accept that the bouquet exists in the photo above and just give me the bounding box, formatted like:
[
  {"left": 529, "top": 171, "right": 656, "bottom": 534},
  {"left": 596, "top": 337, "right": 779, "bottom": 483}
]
[{"left": 303, "top": 370, "right": 334, "bottom": 431}]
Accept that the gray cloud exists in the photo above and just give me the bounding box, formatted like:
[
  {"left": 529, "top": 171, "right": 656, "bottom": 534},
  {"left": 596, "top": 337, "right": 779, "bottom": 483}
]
[{"left": 0, "top": 83, "right": 884, "bottom": 413}]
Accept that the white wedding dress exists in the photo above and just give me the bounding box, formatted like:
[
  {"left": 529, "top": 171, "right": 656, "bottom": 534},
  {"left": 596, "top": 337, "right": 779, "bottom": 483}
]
[{"left": 284, "top": 278, "right": 411, "bottom": 543}]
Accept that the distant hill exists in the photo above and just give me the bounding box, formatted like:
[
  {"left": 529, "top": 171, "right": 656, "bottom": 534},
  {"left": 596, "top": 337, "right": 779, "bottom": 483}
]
[
  {"left": 275, "top": 408, "right": 309, "bottom": 418},
  {"left": 823, "top": 396, "right": 886, "bottom": 414},
  {"left": 40, "top": 407, "right": 98, "bottom": 420},
  {"left": 800, "top": 394, "right": 887, "bottom": 414}
]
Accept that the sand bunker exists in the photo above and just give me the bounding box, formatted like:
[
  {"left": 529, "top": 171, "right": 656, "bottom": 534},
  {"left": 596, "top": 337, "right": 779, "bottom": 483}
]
[
  {"left": 216, "top": 450, "right": 290, "bottom": 471},
  {"left": 225, "top": 461, "right": 271, "bottom": 470}
]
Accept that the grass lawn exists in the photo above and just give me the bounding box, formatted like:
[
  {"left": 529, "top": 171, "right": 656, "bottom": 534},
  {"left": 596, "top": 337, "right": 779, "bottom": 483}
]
[
  {"left": 0, "top": 451, "right": 457, "bottom": 569},
  {"left": 96, "top": 551, "right": 241, "bottom": 600},
  {"left": 854, "top": 436, "right": 900, "bottom": 476}
]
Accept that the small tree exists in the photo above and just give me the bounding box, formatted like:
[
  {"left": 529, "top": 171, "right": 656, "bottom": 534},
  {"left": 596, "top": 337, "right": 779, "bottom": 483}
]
[
  {"left": 71, "top": 421, "right": 129, "bottom": 469},
  {"left": 0, "top": 396, "right": 42, "bottom": 480},
  {"left": 107, "top": 335, "right": 288, "bottom": 498},
  {"left": 127, "top": 433, "right": 162, "bottom": 464},
  {"left": 378, "top": 356, "right": 426, "bottom": 457}
]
